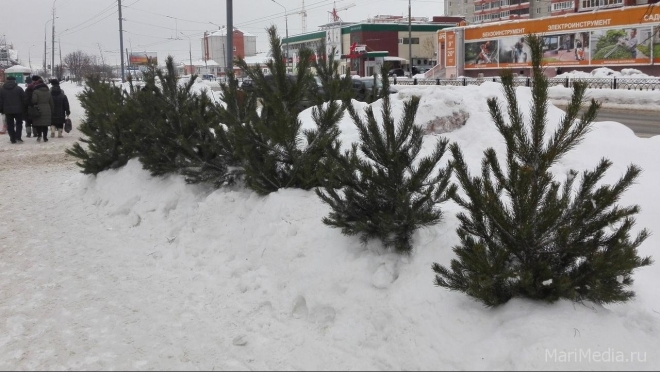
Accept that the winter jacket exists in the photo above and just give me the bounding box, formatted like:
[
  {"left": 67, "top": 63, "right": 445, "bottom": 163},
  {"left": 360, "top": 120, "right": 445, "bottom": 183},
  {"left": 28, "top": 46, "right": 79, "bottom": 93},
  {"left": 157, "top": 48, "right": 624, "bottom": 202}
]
[
  {"left": 31, "top": 83, "right": 54, "bottom": 127},
  {"left": 24, "top": 82, "right": 35, "bottom": 124},
  {"left": 0, "top": 80, "right": 27, "bottom": 115},
  {"left": 50, "top": 86, "right": 71, "bottom": 125}
]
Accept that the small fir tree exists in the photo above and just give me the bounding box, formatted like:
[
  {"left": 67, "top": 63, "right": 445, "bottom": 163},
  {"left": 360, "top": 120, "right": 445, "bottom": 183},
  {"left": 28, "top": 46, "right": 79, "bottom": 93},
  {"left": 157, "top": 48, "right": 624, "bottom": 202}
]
[
  {"left": 66, "top": 76, "right": 138, "bottom": 174},
  {"left": 310, "top": 42, "right": 355, "bottom": 105},
  {"left": 433, "top": 34, "right": 651, "bottom": 306},
  {"left": 317, "top": 66, "right": 456, "bottom": 253},
  {"left": 229, "top": 26, "right": 344, "bottom": 194},
  {"left": 132, "top": 57, "right": 238, "bottom": 187}
]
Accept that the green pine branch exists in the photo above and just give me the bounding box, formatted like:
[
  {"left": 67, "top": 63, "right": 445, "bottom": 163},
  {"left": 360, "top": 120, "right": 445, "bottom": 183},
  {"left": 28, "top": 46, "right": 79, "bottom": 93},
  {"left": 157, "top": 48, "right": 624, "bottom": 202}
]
[
  {"left": 433, "top": 34, "right": 651, "bottom": 307},
  {"left": 318, "top": 64, "right": 456, "bottom": 253}
]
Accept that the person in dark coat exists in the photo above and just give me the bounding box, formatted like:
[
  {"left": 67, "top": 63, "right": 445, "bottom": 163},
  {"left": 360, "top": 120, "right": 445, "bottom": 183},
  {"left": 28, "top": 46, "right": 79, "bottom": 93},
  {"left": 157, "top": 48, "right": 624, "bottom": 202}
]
[
  {"left": 0, "top": 76, "right": 27, "bottom": 143},
  {"left": 30, "top": 76, "right": 54, "bottom": 142},
  {"left": 49, "top": 79, "right": 71, "bottom": 138},
  {"left": 23, "top": 76, "right": 39, "bottom": 137}
]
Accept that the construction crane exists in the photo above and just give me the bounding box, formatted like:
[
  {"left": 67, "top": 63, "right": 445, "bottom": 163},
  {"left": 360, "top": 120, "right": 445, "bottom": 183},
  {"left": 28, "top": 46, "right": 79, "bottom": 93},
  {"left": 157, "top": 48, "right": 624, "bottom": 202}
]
[
  {"left": 328, "top": 1, "right": 356, "bottom": 23},
  {"left": 291, "top": 0, "right": 308, "bottom": 33}
]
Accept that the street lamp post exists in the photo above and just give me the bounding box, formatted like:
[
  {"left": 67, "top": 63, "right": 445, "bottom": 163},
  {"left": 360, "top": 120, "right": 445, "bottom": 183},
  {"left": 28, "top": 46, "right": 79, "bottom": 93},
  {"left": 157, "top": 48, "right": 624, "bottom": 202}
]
[
  {"left": 44, "top": 18, "right": 54, "bottom": 75},
  {"left": 271, "top": 0, "right": 289, "bottom": 72},
  {"left": 181, "top": 32, "right": 193, "bottom": 76},
  {"left": 128, "top": 39, "right": 132, "bottom": 79},
  {"left": 52, "top": 0, "right": 58, "bottom": 77},
  {"left": 408, "top": 0, "right": 412, "bottom": 77},
  {"left": 28, "top": 44, "right": 35, "bottom": 70}
]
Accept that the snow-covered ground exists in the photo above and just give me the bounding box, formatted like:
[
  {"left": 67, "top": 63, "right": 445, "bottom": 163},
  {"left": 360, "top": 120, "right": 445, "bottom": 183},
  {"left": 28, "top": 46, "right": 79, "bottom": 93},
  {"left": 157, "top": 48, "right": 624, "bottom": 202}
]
[
  {"left": 551, "top": 67, "right": 660, "bottom": 110},
  {"left": 1, "top": 81, "right": 659, "bottom": 370}
]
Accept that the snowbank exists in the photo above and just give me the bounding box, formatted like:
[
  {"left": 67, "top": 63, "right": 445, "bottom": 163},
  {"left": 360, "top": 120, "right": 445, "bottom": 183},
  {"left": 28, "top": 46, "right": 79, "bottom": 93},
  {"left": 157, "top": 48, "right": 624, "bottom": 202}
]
[{"left": 1, "top": 81, "right": 658, "bottom": 370}]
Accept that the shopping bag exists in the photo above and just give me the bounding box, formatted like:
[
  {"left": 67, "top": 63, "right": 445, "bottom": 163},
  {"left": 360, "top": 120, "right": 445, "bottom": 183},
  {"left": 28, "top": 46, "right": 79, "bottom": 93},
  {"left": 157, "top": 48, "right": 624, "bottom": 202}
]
[
  {"left": 64, "top": 118, "right": 72, "bottom": 133},
  {"left": 0, "top": 115, "right": 6, "bottom": 135}
]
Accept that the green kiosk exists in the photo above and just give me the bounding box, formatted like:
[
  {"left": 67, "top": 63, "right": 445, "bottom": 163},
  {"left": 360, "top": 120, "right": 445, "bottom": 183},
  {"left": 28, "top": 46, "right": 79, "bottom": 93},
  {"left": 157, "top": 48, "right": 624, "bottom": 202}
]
[{"left": 3, "top": 65, "right": 32, "bottom": 84}]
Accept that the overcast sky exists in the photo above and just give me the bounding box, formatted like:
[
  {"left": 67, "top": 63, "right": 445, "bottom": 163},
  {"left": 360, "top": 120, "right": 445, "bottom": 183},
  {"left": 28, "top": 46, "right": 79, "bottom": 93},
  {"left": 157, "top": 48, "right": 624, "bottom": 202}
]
[{"left": 1, "top": 0, "right": 444, "bottom": 68}]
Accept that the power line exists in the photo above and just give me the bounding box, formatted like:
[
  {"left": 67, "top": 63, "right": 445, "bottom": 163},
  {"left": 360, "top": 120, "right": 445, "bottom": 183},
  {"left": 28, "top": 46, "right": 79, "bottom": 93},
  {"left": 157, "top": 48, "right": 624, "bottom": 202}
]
[
  {"left": 61, "top": 10, "right": 119, "bottom": 36},
  {"left": 121, "top": 5, "right": 218, "bottom": 25},
  {"left": 124, "top": 30, "right": 177, "bottom": 40},
  {"left": 236, "top": 0, "right": 338, "bottom": 28},
  {"left": 124, "top": 18, "right": 202, "bottom": 32},
  {"left": 60, "top": 0, "right": 118, "bottom": 35}
]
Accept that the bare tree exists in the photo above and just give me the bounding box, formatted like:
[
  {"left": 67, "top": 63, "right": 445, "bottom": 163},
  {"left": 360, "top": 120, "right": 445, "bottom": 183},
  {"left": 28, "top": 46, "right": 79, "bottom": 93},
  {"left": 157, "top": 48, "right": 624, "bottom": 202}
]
[
  {"left": 64, "top": 50, "right": 92, "bottom": 82},
  {"left": 53, "top": 64, "right": 65, "bottom": 80},
  {"left": 421, "top": 36, "right": 436, "bottom": 60}
]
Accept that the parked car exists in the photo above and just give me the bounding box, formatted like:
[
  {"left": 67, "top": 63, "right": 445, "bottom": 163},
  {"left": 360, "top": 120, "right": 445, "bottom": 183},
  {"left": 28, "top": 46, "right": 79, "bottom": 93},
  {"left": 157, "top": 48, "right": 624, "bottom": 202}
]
[
  {"left": 388, "top": 68, "right": 405, "bottom": 77},
  {"left": 239, "top": 78, "right": 254, "bottom": 89},
  {"left": 351, "top": 76, "right": 398, "bottom": 102}
]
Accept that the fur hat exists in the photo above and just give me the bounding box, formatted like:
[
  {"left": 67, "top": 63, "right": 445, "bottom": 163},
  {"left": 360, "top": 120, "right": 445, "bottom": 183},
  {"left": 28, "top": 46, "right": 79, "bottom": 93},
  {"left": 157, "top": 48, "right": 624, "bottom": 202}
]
[
  {"left": 31, "top": 75, "right": 42, "bottom": 82},
  {"left": 50, "top": 78, "right": 60, "bottom": 86}
]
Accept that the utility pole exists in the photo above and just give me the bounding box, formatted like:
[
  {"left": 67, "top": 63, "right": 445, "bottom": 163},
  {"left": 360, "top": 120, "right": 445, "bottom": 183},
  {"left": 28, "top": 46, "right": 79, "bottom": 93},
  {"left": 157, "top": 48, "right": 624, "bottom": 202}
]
[
  {"left": 59, "top": 39, "right": 62, "bottom": 78},
  {"left": 126, "top": 48, "right": 130, "bottom": 78},
  {"left": 222, "top": 43, "right": 226, "bottom": 72},
  {"left": 226, "top": 0, "right": 233, "bottom": 75},
  {"left": 98, "top": 43, "right": 105, "bottom": 76},
  {"left": 118, "top": 0, "right": 126, "bottom": 82},
  {"left": 181, "top": 32, "right": 193, "bottom": 76},
  {"left": 52, "top": 0, "right": 57, "bottom": 76},
  {"left": 44, "top": 19, "right": 53, "bottom": 75},
  {"left": 408, "top": 0, "right": 412, "bottom": 77}
]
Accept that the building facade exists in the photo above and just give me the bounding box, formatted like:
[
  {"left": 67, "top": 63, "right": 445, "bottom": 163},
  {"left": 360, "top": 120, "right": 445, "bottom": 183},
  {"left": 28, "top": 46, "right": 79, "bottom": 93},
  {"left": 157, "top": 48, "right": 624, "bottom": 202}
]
[
  {"left": 282, "top": 16, "right": 462, "bottom": 76},
  {"left": 202, "top": 27, "right": 257, "bottom": 73},
  {"left": 446, "top": 0, "right": 656, "bottom": 24},
  {"left": 437, "top": 5, "right": 660, "bottom": 78}
]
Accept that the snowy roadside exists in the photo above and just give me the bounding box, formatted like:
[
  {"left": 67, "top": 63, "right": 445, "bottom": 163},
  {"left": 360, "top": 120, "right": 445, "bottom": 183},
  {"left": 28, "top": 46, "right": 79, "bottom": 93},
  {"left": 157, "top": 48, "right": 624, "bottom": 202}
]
[
  {"left": 0, "top": 81, "right": 658, "bottom": 370},
  {"left": 548, "top": 86, "right": 660, "bottom": 111}
]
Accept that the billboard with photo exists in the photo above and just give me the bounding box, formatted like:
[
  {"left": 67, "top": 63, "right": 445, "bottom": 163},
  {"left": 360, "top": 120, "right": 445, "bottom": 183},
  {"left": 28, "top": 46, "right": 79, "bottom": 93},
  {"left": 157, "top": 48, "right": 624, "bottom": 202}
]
[
  {"left": 325, "top": 27, "right": 342, "bottom": 59},
  {"left": 464, "top": 40, "right": 498, "bottom": 68},
  {"left": 129, "top": 52, "right": 158, "bottom": 66},
  {"left": 590, "top": 27, "right": 652, "bottom": 65},
  {"left": 653, "top": 26, "right": 660, "bottom": 63},
  {"left": 499, "top": 36, "right": 531, "bottom": 67},
  {"left": 461, "top": 5, "right": 660, "bottom": 69},
  {"left": 541, "top": 32, "right": 590, "bottom": 66}
]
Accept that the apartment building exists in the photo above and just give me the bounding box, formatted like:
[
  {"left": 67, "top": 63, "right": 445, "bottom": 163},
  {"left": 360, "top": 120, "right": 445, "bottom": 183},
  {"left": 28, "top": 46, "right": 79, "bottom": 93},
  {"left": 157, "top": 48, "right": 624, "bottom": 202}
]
[{"left": 446, "top": 0, "right": 656, "bottom": 24}]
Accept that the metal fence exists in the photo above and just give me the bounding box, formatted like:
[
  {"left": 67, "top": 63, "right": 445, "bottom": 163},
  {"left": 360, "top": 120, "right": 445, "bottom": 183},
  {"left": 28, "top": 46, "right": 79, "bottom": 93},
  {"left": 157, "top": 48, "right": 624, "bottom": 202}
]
[{"left": 390, "top": 76, "right": 660, "bottom": 91}]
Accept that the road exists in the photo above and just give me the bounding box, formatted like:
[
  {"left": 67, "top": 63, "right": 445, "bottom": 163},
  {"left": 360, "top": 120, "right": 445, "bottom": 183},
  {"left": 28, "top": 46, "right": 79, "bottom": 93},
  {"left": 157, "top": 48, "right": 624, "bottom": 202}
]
[{"left": 555, "top": 105, "right": 660, "bottom": 138}]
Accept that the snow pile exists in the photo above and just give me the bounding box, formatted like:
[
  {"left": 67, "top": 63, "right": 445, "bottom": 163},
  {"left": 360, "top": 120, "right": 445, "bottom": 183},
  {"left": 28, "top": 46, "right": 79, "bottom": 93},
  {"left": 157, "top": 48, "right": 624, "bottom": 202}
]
[
  {"left": 1, "top": 82, "right": 659, "bottom": 370},
  {"left": 557, "top": 67, "right": 655, "bottom": 79},
  {"left": 547, "top": 67, "right": 660, "bottom": 109}
]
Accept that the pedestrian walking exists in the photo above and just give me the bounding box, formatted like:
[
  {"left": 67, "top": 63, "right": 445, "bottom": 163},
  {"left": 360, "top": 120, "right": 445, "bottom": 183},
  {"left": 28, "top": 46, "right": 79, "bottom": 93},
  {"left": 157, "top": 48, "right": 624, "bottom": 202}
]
[
  {"left": 0, "top": 76, "right": 27, "bottom": 144},
  {"left": 49, "top": 79, "right": 70, "bottom": 138},
  {"left": 24, "top": 76, "right": 38, "bottom": 137},
  {"left": 30, "top": 76, "right": 54, "bottom": 142}
]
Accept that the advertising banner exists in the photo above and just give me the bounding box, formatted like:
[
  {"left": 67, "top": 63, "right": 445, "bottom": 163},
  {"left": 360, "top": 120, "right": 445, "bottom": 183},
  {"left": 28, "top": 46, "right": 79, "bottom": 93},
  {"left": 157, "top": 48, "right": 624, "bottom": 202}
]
[
  {"left": 461, "top": 5, "right": 660, "bottom": 69},
  {"left": 129, "top": 52, "right": 158, "bottom": 66},
  {"left": 464, "top": 5, "right": 660, "bottom": 41},
  {"left": 499, "top": 35, "right": 531, "bottom": 67},
  {"left": 654, "top": 26, "right": 660, "bottom": 63},
  {"left": 539, "top": 32, "right": 590, "bottom": 66},
  {"left": 464, "top": 40, "right": 498, "bottom": 69},
  {"left": 590, "top": 27, "right": 652, "bottom": 65},
  {"left": 325, "top": 27, "right": 342, "bottom": 59},
  {"left": 446, "top": 32, "right": 456, "bottom": 67}
]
